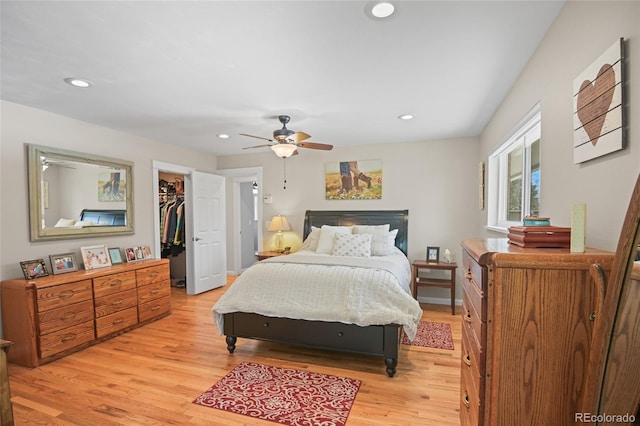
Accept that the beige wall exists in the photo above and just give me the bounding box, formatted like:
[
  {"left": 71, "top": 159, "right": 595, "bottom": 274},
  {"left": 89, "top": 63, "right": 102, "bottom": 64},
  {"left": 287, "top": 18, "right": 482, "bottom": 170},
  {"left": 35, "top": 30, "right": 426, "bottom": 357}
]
[
  {"left": 0, "top": 101, "right": 218, "bottom": 335},
  {"left": 479, "top": 1, "right": 640, "bottom": 250}
]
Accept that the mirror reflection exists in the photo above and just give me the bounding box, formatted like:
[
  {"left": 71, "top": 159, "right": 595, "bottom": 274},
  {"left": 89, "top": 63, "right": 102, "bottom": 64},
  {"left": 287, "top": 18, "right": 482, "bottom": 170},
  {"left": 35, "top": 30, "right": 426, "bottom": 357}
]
[{"left": 28, "top": 144, "right": 134, "bottom": 241}]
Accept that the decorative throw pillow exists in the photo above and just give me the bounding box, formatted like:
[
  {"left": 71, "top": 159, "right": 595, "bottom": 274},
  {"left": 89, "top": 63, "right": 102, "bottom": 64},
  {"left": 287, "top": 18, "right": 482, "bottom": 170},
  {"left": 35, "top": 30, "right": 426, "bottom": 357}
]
[
  {"left": 301, "top": 226, "right": 321, "bottom": 251},
  {"left": 332, "top": 233, "right": 373, "bottom": 257},
  {"left": 315, "top": 225, "right": 353, "bottom": 254},
  {"left": 387, "top": 229, "right": 399, "bottom": 249},
  {"left": 353, "top": 224, "right": 392, "bottom": 256}
]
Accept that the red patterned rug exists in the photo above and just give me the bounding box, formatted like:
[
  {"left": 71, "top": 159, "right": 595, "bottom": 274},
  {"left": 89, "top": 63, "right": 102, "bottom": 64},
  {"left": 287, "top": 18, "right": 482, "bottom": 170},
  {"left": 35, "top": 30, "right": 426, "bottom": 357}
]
[
  {"left": 402, "top": 321, "right": 454, "bottom": 350},
  {"left": 193, "top": 361, "right": 361, "bottom": 426}
]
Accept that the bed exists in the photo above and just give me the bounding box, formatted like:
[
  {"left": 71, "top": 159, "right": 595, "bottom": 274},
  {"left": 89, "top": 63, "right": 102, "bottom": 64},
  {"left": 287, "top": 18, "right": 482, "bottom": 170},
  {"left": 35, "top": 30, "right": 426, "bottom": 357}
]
[{"left": 213, "top": 209, "right": 421, "bottom": 377}]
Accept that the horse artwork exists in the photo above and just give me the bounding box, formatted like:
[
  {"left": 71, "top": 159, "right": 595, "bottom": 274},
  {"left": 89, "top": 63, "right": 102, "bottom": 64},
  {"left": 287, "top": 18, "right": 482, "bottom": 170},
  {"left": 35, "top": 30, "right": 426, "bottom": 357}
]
[{"left": 325, "top": 159, "right": 382, "bottom": 200}]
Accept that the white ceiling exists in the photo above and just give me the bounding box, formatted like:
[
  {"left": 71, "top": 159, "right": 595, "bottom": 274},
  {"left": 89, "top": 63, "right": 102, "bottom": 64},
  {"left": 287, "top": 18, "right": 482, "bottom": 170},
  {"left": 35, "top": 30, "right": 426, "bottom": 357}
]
[{"left": 1, "top": 1, "right": 564, "bottom": 157}]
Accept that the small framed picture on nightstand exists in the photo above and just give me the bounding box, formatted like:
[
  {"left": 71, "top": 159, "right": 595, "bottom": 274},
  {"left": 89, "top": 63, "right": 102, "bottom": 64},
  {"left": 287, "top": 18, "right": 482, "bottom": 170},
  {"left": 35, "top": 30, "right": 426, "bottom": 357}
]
[{"left": 426, "top": 246, "right": 440, "bottom": 262}]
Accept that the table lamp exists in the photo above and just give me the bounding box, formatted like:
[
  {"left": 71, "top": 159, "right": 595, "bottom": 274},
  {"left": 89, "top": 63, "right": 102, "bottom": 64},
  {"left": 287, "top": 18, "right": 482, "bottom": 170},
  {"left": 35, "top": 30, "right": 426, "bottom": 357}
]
[{"left": 267, "top": 215, "right": 291, "bottom": 252}]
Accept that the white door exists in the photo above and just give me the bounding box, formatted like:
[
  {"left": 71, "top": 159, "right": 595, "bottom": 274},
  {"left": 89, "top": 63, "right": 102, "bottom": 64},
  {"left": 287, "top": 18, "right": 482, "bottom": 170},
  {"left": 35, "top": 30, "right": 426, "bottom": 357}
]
[{"left": 187, "top": 171, "right": 226, "bottom": 295}]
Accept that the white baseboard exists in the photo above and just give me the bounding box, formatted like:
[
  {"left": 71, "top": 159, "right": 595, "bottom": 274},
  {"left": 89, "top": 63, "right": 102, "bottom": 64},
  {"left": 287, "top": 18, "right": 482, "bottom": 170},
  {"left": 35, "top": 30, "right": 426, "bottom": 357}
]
[{"left": 417, "top": 296, "right": 463, "bottom": 306}]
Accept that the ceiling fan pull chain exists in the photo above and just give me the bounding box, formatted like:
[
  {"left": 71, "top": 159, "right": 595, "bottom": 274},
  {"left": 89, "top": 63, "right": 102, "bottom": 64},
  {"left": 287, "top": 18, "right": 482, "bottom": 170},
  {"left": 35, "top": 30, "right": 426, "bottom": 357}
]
[{"left": 283, "top": 158, "right": 287, "bottom": 189}]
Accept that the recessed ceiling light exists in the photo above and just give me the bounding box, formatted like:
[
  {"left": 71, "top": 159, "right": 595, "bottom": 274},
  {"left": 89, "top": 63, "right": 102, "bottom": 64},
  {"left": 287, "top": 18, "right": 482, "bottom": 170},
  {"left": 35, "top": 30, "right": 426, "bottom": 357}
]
[
  {"left": 366, "top": 1, "right": 395, "bottom": 19},
  {"left": 399, "top": 114, "right": 414, "bottom": 120},
  {"left": 64, "top": 77, "right": 93, "bottom": 88},
  {"left": 217, "top": 134, "right": 230, "bottom": 139}
]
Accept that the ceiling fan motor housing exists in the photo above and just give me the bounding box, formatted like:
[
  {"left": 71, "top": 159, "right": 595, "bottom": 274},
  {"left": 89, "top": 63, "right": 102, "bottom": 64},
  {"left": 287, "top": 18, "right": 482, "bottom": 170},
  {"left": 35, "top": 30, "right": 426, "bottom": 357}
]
[{"left": 274, "top": 115, "right": 294, "bottom": 141}]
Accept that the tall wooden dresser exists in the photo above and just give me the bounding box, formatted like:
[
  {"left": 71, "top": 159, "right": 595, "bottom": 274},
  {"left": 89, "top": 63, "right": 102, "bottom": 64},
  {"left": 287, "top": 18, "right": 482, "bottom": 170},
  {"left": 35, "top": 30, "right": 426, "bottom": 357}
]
[
  {"left": 460, "top": 238, "right": 614, "bottom": 426},
  {"left": 1, "top": 259, "right": 171, "bottom": 367}
]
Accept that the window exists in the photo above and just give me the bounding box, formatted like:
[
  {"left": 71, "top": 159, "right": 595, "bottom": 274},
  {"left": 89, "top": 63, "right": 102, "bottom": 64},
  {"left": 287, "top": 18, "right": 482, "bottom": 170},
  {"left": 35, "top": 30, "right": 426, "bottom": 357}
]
[{"left": 487, "top": 105, "right": 541, "bottom": 232}]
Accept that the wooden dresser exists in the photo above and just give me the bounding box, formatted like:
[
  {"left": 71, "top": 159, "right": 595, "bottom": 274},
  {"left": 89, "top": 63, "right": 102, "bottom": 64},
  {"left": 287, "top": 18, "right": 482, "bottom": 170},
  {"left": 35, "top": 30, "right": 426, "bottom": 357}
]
[
  {"left": 459, "top": 238, "right": 614, "bottom": 426},
  {"left": 1, "top": 259, "right": 171, "bottom": 367}
]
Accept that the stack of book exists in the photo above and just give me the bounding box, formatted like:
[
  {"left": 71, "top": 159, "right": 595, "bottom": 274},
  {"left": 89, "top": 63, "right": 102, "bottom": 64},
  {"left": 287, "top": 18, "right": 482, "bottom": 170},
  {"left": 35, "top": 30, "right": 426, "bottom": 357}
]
[{"left": 508, "top": 225, "right": 571, "bottom": 248}]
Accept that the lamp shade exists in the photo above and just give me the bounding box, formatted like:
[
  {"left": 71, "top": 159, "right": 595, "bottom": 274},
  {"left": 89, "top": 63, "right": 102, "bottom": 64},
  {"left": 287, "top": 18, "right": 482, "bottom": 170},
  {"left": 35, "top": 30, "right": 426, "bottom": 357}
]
[
  {"left": 271, "top": 144, "right": 297, "bottom": 158},
  {"left": 267, "top": 215, "right": 291, "bottom": 232}
]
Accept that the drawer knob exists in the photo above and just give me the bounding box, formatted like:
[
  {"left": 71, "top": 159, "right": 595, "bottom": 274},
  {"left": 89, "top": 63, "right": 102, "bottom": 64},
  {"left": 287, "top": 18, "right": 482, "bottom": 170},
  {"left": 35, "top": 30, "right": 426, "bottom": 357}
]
[
  {"left": 263, "top": 322, "right": 269, "bottom": 327},
  {"left": 465, "top": 270, "right": 472, "bottom": 280},
  {"left": 463, "top": 391, "right": 470, "bottom": 408},
  {"left": 112, "top": 299, "right": 124, "bottom": 306},
  {"left": 464, "top": 312, "right": 472, "bottom": 323},
  {"left": 150, "top": 289, "right": 160, "bottom": 295},
  {"left": 338, "top": 332, "right": 344, "bottom": 337},
  {"left": 109, "top": 280, "right": 123, "bottom": 287},
  {"left": 150, "top": 272, "right": 159, "bottom": 278},
  {"left": 590, "top": 312, "right": 596, "bottom": 321},
  {"left": 151, "top": 305, "right": 161, "bottom": 311},
  {"left": 62, "top": 312, "right": 76, "bottom": 320},
  {"left": 113, "top": 318, "right": 125, "bottom": 325},
  {"left": 463, "top": 353, "right": 472, "bottom": 367}
]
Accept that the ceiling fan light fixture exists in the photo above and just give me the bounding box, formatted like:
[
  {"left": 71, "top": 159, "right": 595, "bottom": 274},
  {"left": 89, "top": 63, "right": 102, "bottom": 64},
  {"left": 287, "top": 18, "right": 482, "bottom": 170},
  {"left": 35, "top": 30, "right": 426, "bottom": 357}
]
[{"left": 271, "top": 144, "right": 298, "bottom": 158}]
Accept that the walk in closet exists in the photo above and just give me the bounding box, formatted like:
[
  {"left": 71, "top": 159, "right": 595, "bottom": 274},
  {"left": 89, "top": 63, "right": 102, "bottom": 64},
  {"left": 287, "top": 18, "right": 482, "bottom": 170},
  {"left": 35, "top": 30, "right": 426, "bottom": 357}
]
[{"left": 159, "top": 173, "right": 186, "bottom": 288}]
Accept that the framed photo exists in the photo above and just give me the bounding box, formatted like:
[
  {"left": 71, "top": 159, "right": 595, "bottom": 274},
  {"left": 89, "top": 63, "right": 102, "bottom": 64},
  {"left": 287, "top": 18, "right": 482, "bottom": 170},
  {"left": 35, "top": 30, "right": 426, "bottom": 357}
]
[
  {"left": 20, "top": 259, "right": 49, "bottom": 280},
  {"left": 49, "top": 253, "right": 78, "bottom": 275},
  {"left": 141, "top": 245, "right": 152, "bottom": 259},
  {"left": 108, "top": 247, "right": 123, "bottom": 264},
  {"left": 81, "top": 245, "right": 112, "bottom": 270},
  {"left": 124, "top": 247, "right": 137, "bottom": 262},
  {"left": 427, "top": 246, "right": 440, "bottom": 263}
]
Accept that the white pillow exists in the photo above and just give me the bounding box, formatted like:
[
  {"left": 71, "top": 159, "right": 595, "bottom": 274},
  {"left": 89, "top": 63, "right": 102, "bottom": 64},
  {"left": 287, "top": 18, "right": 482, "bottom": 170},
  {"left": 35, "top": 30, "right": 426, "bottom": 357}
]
[
  {"left": 301, "top": 226, "right": 321, "bottom": 251},
  {"left": 54, "top": 218, "right": 76, "bottom": 227},
  {"left": 353, "top": 224, "right": 392, "bottom": 256},
  {"left": 387, "top": 229, "right": 399, "bottom": 250},
  {"left": 332, "top": 233, "right": 372, "bottom": 257},
  {"left": 315, "top": 225, "right": 353, "bottom": 254}
]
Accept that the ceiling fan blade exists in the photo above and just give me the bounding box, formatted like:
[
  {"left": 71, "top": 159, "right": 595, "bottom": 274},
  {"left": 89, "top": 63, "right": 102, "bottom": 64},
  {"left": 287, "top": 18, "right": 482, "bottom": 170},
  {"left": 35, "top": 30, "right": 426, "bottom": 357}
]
[
  {"left": 296, "top": 141, "right": 333, "bottom": 151},
  {"left": 239, "top": 133, "right": 273, "bottom": 142},
  {"left": 242, "top": 144, "right": 273, "bottom": 149},
  {"left": 290, "top": 131, "right": 311, "bottom": 142}
]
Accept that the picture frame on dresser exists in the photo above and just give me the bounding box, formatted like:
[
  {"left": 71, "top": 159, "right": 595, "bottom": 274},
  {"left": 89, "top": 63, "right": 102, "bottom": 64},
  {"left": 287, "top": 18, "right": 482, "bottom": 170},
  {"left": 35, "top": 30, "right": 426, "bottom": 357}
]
[
  {"left": 49, "top": 253, "right": 78, "bottom": 274},
  {"left": 108, "top": 248, "right": 123, "bottom": 264},
  {"left": 19, "top": 259, "right": 49, "bottom": 279},
  {"left": 80, "top": 245, "right": 111, "bottom": 270}
]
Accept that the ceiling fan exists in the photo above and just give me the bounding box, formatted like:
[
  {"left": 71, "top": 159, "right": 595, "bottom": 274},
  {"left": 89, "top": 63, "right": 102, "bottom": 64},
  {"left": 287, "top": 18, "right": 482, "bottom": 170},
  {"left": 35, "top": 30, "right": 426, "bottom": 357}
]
[{"left": 240, "top": 115, "right": 333, "bottom": 158}]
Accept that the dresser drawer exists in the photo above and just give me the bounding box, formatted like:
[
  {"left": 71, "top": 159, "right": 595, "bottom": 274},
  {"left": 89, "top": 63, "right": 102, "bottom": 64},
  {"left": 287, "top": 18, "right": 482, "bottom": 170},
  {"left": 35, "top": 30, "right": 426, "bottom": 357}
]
[
  {"left": 37, "top": 280, "right": 93, "bottom": 312},
  {"left": 38, "top": 299, "right": 95, "bottom": 335},
  {"left": 138, "top": 295, "right": 171, "bottom": 322},
  {"left": 93, "top": 271, "right": 136, "bottom": 298},
  {"left": 136, "top": 265, "right": 170, "bottom": 287},
  {"left": 462, "top": 323, "right": 485, "bottom": 380},
  {"left": 462, "top": 251, "right": 486, "bottom": 292},
  {"left": 39, "top": 320, "right": 95, "bottom": 359},
  {"left": 137, "top": 281, "right": 170, "bottom": 304},
  {"left": 462, "top": 292, "right": 485, "bottom": 350},
  {"left": 461, "top": 361, "right": 482, "bottom": 426},
  {"left": 95, "top": 288, "right": 138, "bottom": 318},
  {"left": 95, "top": 307, "right": 138, "bottom": 338},
  {"left": 462, "top": 271, "right": 486, "bottom": 321}
]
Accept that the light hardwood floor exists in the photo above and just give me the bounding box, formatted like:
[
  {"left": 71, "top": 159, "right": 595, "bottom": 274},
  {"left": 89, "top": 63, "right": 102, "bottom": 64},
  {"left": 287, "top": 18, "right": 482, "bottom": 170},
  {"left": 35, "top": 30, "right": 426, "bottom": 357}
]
[{"left": 7, "top": 277, "right": 462, "bottom": 425}]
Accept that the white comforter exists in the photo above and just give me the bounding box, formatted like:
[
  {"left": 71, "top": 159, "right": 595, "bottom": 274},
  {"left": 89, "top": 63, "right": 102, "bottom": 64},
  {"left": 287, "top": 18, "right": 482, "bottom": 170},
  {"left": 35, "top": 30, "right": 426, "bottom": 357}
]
[{"left": 212, "top": 248, "right": 423, "bottom": 340}]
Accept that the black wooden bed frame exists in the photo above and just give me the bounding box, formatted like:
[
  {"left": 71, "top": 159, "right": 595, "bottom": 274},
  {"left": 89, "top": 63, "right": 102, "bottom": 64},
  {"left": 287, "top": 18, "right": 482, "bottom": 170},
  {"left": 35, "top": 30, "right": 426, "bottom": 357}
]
[{"left": 223, "top": 209, "right": 409, "bottom": 377}]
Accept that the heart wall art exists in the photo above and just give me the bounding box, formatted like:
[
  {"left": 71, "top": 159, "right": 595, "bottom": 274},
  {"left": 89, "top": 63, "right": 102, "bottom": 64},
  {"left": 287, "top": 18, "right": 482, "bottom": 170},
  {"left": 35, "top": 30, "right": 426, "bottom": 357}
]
[{"left": 573, "top": 38, "right": 624, "bottom": 164}]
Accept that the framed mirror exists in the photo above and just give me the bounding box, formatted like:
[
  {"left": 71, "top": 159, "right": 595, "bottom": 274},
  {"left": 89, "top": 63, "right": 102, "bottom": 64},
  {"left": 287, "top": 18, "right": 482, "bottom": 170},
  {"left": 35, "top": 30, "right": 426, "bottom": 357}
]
[{"left": 27, "top": 144, "right": 134, "bottom": 241}]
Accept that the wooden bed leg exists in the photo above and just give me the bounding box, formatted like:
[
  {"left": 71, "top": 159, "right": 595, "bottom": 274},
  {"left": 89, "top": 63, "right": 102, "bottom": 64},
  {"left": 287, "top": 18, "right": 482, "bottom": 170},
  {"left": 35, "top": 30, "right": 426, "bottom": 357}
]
[
  {"left": 385, "top": 357, "right": 397, "bottom": 377},
  {"left": 226, "top": 335, "right": 237, "bottom": 353}
]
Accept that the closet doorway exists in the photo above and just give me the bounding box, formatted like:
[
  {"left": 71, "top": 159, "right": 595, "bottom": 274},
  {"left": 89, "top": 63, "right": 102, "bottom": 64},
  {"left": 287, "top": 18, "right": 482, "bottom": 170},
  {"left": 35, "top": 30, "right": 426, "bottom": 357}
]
[{"left": 152, "top": 161, "right": 227, "bottom": 295}]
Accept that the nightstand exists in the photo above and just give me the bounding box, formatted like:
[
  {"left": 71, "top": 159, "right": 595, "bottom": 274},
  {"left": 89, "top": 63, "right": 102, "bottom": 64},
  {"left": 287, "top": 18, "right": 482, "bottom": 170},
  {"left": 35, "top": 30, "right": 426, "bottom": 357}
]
[
  {"left": 412, "top": 260, "right": 457, "bottom": 315},
  {"left": 256, "top": 251, "right": 288, "bottom": 261}
]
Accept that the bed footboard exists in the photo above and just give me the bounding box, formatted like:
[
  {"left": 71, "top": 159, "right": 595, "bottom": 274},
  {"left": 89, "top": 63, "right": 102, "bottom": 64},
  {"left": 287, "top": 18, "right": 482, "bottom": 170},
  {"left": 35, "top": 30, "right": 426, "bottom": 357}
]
[{"left": 223, "top": 312, "right": 401, "bottom": 377}]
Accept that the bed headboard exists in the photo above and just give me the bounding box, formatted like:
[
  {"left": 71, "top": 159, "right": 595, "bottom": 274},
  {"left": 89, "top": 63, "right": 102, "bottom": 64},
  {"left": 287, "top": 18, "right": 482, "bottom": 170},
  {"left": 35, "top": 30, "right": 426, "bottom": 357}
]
[
  {"left": 303, "top": 210, "right": 409, "bottom": 255},
  {"left": 79, "top": 209, "right": 126, "bottom": 226}
]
